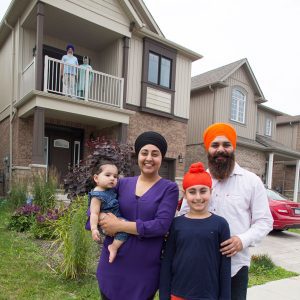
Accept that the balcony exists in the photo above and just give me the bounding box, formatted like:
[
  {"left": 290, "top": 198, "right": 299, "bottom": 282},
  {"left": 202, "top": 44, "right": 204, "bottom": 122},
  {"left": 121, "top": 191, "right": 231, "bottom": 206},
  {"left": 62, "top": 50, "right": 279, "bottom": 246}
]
[{"left": 20, "top": 56, "right": 124, "bottom": 108}]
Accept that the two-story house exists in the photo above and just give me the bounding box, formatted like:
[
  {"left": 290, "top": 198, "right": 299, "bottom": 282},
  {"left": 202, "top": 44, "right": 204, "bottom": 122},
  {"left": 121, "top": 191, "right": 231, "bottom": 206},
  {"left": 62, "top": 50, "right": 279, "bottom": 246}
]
[
  {"left": 274, "top": 115, "right": 300, "bottom": 199},
  {"left": 0, "top": 0, "right": 202, "bottom": 194},
  {"left": 186, "top": 58, "right": 300, "bottom": 201}
]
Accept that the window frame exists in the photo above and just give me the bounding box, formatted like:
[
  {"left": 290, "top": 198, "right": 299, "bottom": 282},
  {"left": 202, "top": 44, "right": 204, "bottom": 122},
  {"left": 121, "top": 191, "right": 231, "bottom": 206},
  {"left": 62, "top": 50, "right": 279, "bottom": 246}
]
[
  {"left": 265, "top": 118, "right": 272, "bottom": 136},
  {"left": 230, "top": 86, "right": 247, "bottom": 124},
  {"left": 141, "top": 38, "right": 177, "bottom": 117}
]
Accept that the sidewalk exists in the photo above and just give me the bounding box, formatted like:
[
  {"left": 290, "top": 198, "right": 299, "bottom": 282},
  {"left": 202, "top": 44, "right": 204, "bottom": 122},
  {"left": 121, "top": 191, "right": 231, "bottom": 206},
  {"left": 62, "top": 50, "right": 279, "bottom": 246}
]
[
  {"left": 247, "top": 276, "right": 300, "bottom": 300},
  {"left": 247, "top": 231, "right": 300, "bottom": 299}
]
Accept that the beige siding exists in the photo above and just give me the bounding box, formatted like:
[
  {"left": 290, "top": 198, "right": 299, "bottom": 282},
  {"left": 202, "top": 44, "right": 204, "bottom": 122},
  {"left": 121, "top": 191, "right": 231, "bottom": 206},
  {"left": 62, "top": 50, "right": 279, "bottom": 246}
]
[
  {"left": 0, "top": 34, "right": 13, "bottom": 115},
  {"left": 187, "top": 90, "right": 214, "bottom": 144},
  {"left": 215, "top": 67, "right": 257, "bottom": 140},
  {"left": 174, "top": 54, "right": 192, "bottom": 119},
  {"left": 276, "top": 125, "right": 298, "bottom": 150},
  {"left": 126, "top": 36, "right": 143, "bottom": 106},
  {"left": 146, "top": 87, "right": 171, "bottom": 113},
  {"left": 257, "top": 108, "right": 277, "bottom": 138},
  {"left": 22, "top": 29, "right": 36, "bottom": 69},
  {"left": 42, "top": 0, "right": 131, "bottom": 37},
  {"left": 98, "top": 39, "right": 123, "bottom": 77}
]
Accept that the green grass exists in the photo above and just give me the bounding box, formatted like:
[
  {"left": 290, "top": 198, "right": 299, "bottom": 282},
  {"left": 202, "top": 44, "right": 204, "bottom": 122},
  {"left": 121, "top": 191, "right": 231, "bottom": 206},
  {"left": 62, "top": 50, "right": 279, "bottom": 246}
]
[
  {"left": 248, "top": 254, "right": 298, "bottom": 287},
  {"left": 0, "top": 199, "right": 100, "bottom": 300},
  {"left": 288, "top": 228, "right": 300, "bottom": 234},
  {"left": 1, "top": 199, "right": 298, "bottom": 299}
]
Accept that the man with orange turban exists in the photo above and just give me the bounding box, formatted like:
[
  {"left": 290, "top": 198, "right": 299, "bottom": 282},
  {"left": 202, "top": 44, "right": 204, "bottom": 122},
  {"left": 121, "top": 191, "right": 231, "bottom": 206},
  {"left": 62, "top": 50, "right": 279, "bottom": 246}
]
[{"left": 180, "top": 122, "right": 273, "bottom": 300}]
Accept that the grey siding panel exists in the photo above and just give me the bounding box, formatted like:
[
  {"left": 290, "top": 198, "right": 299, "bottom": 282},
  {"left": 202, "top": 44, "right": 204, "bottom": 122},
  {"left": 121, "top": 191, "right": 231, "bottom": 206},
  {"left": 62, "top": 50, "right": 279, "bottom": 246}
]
[
  {"left": 22, "top": 29, "right": 36, "bottom": 70},
  {"left": 146, "top": 87, "right": 171, "bottom": 113},
  {"left": 174, "top": 54, "right": 191, "bottom": 119},
  {"left": 98, "top": 39, "right": 123, "bottom": 77},
  {"left": 257, "top": 108, "right": 277, "bottom": 138},
  {"left": 217, "top": 67, "right": 257, "bottom": 140},
  {"left": 276, "top": 125, "right": 297, "bottom": 150},
  {"left": 187, "top": 90, "right": 214, "bottom": 144},
  {"left": 126, "top": 36, "right": 143, "bottom": 106},
  {"left": 0, "top": 34, "right": 13, "bottom": 112}
]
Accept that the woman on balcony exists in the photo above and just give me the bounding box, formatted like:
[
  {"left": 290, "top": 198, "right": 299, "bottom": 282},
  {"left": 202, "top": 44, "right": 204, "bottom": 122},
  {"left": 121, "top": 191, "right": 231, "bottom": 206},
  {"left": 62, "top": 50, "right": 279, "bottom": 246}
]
[{"left": 98, "top": 131, "right": 179, "bottom": 300}]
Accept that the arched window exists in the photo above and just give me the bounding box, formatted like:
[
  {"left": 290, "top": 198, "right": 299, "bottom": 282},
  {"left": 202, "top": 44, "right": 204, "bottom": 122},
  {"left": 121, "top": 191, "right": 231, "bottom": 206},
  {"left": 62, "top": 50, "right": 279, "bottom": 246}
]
[{"left": 231, "top": 88, "right": 246, "bottom": 123}]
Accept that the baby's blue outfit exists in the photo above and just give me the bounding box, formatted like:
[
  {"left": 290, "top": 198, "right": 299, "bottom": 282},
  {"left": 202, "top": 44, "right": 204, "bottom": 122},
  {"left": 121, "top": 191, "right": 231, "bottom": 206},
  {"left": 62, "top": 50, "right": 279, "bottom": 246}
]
[{"left": 88, "top": 189, "right": 128, "bottom": 241}]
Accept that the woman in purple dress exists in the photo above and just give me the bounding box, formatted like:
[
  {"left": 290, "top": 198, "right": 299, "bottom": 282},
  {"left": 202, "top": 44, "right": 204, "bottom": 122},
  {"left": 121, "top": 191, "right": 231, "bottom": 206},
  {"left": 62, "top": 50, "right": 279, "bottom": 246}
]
[{"left": 98, "top": 131, "right": 179, "bottom": 300}]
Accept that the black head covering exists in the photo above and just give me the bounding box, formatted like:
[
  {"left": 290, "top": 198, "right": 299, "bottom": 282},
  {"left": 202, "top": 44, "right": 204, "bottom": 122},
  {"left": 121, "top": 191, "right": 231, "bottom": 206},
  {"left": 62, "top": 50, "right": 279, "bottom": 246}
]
[{"left": 134, "top": 131, "right": 168, "bottom": 158}]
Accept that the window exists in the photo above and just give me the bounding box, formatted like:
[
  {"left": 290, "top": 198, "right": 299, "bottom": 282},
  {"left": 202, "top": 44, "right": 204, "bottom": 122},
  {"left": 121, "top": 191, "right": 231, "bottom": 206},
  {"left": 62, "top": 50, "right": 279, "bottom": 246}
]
[
  {"left": 265, "top": 118, "right": 272, "bottom": 136},
  {"left": 148, "top": 52, "right": 171, "bottom": 88},
  {"left": 231, "top": 88, "right": 246, "bottom": 123}
]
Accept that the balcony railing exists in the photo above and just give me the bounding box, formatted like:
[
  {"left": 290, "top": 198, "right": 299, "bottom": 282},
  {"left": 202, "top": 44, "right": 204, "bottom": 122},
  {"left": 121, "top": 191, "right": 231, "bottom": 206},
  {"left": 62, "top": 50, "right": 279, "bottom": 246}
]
[{"left": 42, "top": 55, "right": 124, "bottom": 108}]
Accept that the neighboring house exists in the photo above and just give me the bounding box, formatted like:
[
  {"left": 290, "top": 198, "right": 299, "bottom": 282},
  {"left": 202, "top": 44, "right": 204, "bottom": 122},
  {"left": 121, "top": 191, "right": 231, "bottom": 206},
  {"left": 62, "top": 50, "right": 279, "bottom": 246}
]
[
  {"left": 274, "top": 115, "right": 300, "bottom": 199},
  {"left": 186, "top": 58, "right": 300, "bottom": 201},
  {"left": 0, "top": 0, "right": 202, "bottom": 195}
]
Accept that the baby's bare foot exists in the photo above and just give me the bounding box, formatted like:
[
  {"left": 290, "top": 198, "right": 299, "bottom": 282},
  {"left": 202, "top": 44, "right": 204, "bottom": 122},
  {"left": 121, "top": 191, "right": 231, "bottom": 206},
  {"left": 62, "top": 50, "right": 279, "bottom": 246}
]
[{"left": 108, "top": 244, "right": 118, "bottom": 263}]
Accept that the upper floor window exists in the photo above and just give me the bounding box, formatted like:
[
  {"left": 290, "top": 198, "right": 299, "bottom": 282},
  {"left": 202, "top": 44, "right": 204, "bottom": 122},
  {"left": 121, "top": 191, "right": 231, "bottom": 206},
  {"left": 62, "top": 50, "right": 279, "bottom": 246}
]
[
  {"left": 231, "top": 88, "right": 246, "bottom": 124},
  {"left": 148, "top": 52, "right": 172, "bottom": 88},
  {"left": 265, "top": 118, "right": 272, "bottom": 136}
]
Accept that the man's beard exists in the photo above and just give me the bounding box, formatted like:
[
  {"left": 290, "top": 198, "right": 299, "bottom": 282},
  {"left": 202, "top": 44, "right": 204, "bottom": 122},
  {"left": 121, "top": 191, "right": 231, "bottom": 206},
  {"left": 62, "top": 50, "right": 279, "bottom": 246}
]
[{"left": 208, "top": 151, "right": 235, "bottom": 180}]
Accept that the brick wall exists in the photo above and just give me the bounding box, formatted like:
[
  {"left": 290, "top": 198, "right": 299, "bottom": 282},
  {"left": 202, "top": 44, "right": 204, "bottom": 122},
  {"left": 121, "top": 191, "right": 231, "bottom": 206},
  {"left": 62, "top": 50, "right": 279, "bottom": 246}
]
[{"left": 127, "top": 112, "right": 187, "bottom": 178}]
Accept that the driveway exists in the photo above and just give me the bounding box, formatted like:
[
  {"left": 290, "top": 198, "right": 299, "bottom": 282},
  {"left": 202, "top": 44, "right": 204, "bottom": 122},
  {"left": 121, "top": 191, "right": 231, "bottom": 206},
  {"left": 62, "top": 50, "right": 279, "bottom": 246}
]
[{"left": 249, "top": 230, "right": 300, "bottom": 273}]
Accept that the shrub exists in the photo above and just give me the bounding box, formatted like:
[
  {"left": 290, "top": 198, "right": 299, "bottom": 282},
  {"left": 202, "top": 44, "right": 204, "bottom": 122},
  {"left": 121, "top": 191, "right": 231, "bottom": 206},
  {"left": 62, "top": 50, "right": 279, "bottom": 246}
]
[
  {"left": 250, "top": 254, "right": 276, "bottom": 273},
  {"left": 32, "top": 169, "right": 58, "bottom": 213},
  {"left": 8, "top": 179, "right": 27, "bottom": 210},
  {"left": 7, "top": 204, "right": 41, "bottom": 232},
  {"left": 64, "top": 137, "right": 132, "bottom": 198},
  {"left": 52, "top": 196, "right": 92, "bottom": 279},
  {"left": 30, "top": 206, "right": 67, "bottom": 239}
]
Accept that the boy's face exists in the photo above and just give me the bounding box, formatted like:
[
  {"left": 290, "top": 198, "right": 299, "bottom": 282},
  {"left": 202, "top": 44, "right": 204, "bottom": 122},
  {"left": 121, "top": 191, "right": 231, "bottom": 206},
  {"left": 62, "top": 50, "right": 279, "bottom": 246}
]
[
  {"left": 184, "top": 184, "right": 211, "bottom": 214},
  {"left": 94, "top": 164, "right": 118, "bottom": 190}
]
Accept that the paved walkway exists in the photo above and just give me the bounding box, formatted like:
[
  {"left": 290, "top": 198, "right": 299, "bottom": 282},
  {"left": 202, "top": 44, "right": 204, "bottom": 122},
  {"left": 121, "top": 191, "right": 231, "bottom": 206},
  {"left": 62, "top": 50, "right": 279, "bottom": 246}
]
[{"left": 247, "top": 230, "right": 300, "bottom": 299}]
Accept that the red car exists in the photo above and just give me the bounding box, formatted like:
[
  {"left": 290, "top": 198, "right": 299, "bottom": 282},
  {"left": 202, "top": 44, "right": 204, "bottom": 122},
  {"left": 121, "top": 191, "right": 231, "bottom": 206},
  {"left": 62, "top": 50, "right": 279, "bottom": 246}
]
[{"left": 267, "top": 188, "right": 300, "bottom": 231}]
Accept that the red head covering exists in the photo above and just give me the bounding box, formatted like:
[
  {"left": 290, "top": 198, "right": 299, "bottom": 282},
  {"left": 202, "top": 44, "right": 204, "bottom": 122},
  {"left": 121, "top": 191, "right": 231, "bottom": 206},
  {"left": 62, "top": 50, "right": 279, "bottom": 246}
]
[
  {"left": 182, "top": 162, "right": 212, "bottom": 190},
  {"left": 203, "top": 122, "right": 237, "bottom": 150}
]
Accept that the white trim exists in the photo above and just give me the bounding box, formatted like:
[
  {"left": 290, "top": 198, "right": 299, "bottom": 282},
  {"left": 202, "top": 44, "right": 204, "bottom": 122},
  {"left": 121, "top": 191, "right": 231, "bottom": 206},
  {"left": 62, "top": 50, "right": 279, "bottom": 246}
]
[
  {"left": 28, "top": 164, "right": 47, "bottom": 168},
  {"left": 267, "top": 153, "right": 274, "bottom": 189}
]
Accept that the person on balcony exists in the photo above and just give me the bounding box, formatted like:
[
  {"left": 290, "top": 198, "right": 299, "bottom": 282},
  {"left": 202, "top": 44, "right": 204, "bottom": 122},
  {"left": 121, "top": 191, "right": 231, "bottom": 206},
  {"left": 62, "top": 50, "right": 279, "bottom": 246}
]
[
  {"left": 77, "top": 56, "right": 93, "bottom": 99},
  {"left": 60, "top": 44, "right": 78, "bottom": 97}
]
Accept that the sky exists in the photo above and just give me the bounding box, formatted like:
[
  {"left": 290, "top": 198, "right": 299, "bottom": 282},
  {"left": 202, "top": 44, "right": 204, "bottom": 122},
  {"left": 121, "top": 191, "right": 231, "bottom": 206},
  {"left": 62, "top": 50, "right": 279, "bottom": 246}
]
[{"left": 1, "top": 0, "right": 299, "bottom": 115}]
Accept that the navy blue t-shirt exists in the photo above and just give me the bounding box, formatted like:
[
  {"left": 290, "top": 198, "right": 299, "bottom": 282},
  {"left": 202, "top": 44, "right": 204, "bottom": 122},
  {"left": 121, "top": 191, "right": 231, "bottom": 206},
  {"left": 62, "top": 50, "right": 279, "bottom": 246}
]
[{"left": 159, "top": 214, "right": 231, "bottom": 300}]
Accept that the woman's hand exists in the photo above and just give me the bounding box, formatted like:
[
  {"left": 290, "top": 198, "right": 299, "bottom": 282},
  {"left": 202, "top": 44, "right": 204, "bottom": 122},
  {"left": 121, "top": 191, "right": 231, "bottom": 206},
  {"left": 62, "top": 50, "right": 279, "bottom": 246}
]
[{"left": 99, "top": 213, "right": 121, "bottom": 236}]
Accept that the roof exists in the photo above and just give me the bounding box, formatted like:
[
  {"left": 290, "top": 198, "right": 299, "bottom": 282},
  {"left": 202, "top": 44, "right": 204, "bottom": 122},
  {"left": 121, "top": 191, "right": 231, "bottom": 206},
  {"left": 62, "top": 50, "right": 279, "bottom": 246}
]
[
  {"left": 277, "top": 114, "right": 300, "bottom": 125},
  {"left": 0, "top": 0, "right": 202, "bottom": 61},
  {"left": 256, "top": 134, "right": 300, "bottom": 159},
  {"left": 191, "top": 58, "right": 266, "bottom": 100},
  {"left": 257, "top": 104, "right": 283, "bottom": 116}
]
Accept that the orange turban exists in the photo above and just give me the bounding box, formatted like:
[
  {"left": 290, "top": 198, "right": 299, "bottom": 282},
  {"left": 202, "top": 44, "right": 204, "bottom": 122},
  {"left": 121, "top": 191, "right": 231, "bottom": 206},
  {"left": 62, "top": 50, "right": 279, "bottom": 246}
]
[
  {"left": 203, "top": 123, "right": 237, "bottom": 150},
  {"left": 182, "top": 162, "right": 212, "bottom": 190}
]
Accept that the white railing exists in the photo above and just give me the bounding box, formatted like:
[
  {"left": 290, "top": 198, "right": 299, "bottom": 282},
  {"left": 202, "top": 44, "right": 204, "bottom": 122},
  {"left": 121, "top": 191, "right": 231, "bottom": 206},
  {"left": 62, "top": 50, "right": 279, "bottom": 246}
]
[
  {"left": 44, "top": 56, "right": 123, "bottom": 108},
  {"left": 20, "top": 58, "right": 35, "bottom": 98}
]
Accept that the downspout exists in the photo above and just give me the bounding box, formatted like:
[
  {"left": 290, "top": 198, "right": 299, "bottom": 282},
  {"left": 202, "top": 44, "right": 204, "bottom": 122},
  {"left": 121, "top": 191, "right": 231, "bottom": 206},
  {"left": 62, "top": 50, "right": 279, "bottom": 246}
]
[
  {"left": 208, "top": 85, "right": 215, "bottom": 123},
  {"left": 4, "top": 19, "right": 15, "bottom": 187}
]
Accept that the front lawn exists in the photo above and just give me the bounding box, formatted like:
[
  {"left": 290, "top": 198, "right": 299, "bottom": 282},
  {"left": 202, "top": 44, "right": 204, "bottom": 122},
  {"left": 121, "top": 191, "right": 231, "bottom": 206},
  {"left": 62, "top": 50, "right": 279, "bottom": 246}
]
[
  {"left": 0, "top": 200, "right": 100, "bottom": 300},
  {"left": 0, "top": 199, "right": 298, "bottom": 299}
]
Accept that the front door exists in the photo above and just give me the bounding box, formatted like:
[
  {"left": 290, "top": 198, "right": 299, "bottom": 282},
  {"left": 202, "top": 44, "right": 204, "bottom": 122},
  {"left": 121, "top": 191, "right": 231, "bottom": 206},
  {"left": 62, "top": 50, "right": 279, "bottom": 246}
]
[{"left": 45, "top": 125, "right": 83, "bottom": 183}]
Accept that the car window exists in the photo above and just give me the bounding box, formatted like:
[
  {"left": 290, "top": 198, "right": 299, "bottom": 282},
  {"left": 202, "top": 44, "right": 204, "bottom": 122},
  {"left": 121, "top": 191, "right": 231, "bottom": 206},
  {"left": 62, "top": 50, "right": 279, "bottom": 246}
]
[{"left": 266, "top": 189, "right": 288, "bottom": 201}]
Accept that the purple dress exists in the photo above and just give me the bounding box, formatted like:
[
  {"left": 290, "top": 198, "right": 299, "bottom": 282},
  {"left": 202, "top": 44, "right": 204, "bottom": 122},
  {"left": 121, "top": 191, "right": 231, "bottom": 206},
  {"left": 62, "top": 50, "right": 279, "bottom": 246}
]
[{"left": 97, "top": 176, "right": 179, "bottom": 300}]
